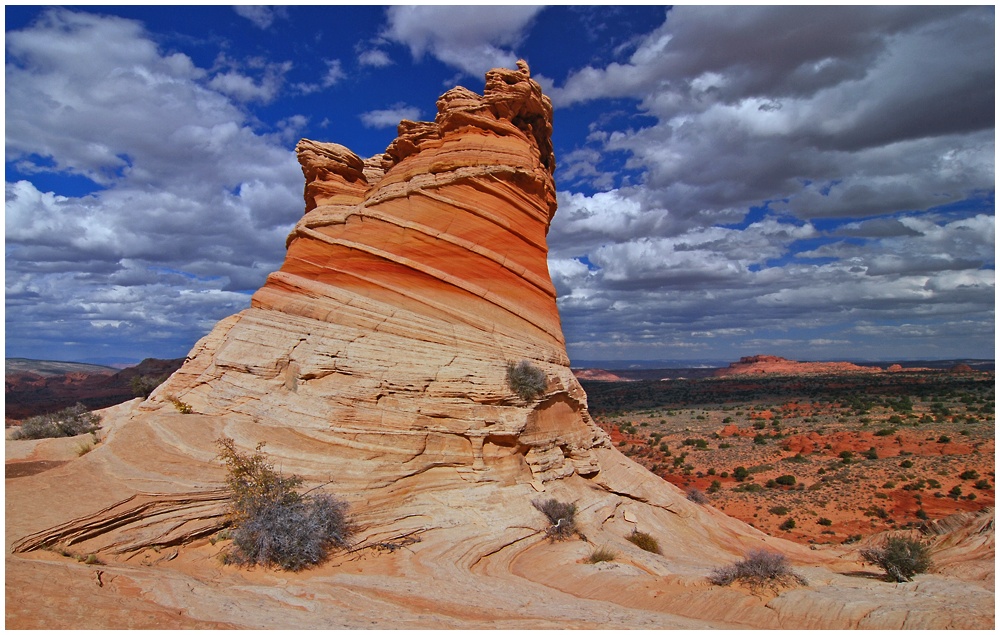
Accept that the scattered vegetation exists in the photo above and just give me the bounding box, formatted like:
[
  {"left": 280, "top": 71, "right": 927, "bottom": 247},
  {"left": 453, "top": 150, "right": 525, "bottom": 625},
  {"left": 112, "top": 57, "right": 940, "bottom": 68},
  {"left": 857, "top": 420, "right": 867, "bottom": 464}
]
[
  {"left": 532, "top": 498, "right": 577, "bottom": 540},
  {"left": 505, "top": 360, "right": 547, "bottom": 401},
  {"left": 860, "top": 536, "right": 932, "bottom": 582},
  {"left": 11, "top": 403, "right": 101, "bottom": 440},
  {"left": 626, "top": 530, "right": 661, "bottom": 554},
  {"left": 216, "top": 437, "right": 351, "bottom": 571},
  {"left": 708, "top": 549, "right": 806, "bottom": 592}
]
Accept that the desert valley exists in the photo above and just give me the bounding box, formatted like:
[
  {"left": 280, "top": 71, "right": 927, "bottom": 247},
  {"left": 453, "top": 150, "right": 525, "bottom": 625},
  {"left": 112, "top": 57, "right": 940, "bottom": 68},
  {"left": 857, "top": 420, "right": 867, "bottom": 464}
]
[{"left": 6, "top": 63, "right": 995, "bottom": 629}]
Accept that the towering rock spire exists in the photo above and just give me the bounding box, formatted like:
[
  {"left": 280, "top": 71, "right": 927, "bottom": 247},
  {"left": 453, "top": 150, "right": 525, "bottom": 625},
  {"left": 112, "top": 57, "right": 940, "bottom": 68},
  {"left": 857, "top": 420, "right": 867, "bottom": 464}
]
[{"left": 151, "top": 60, "right": 608, "bottom": 488}]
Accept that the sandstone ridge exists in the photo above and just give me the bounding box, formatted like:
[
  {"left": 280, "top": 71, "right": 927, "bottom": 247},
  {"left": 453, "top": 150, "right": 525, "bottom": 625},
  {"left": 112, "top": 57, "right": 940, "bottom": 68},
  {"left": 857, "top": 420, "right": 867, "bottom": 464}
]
[{"left": 6, "top": 63, "right": 993, "bottom": 629}]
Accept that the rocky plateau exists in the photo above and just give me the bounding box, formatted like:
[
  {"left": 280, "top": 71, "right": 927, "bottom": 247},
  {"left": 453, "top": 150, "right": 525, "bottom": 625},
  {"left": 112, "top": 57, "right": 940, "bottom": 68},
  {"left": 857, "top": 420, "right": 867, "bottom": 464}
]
[{"left": 6, "top": 63, "right": 993, "bottom": 629}]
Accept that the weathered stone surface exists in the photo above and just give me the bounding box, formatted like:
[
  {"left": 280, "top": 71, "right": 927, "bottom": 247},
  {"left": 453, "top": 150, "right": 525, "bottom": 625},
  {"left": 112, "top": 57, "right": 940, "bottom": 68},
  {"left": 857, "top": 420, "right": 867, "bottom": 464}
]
[{"left": 5, "top": 62, "right": 993, "bottom": 629}]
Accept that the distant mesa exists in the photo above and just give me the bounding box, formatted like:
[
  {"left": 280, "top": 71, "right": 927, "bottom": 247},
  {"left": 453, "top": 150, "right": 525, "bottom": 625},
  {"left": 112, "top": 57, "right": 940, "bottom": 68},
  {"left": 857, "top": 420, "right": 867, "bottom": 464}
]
[
  {"left": 571, "top": 368, "right": 628, "bottom": 381},
  {"left": 713, "top": 354, "right": 880, "bottom": 377},
  {"left": 950, "top": 363, "right": 974, "bottom": 373}
]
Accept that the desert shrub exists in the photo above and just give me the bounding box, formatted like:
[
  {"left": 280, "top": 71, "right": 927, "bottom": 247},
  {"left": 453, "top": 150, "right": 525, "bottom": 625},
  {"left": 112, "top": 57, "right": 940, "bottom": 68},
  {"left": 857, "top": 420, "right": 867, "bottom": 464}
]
[
  {"left": 775, "top": 474, "right": 796, "bottom": 486},
  {"left": 167, "top": 395, "right": 193, "bottom": 414},
  {"left": 626, "top": 530, "right": 661, "bottom": 554},
  {"left": 130, "top": 374, "right": 166, "bottom": 398},
  {"left": 217, "top": 437, "right": 351, "bottom": 571},
  {"left": 505, "top": 360, "right": 547, "bottom": 401},
  {"left": 959, "top": 470, "right": 980, "bottom": 480},
  {"left": 817, "top": 517, "right": 833, "bottom": 526},
  {"left": 708, "top": 549, "right": 806, "bottom": 592},
  {"left": 12, "top": 403, "right": 101, "bottom": 440},
  {"left": 768, "top": 506, "right": 790, "bottom": 516},
  {"left": 973, "top": 479, "right": 991, "bottom": 490},
  {"left": 686, "top": 487, "right": 708, "bottom": 504},
  {"left": 874, "top": 427, "right": 898, "bottom": 436},
  {"left": 860, "top": 537, "right": 931, "bottom": 582},
  {"left": 733, "top": 466, "right": 749, "bottom": 481},
  {"left": 900, "top": 459, "right": 914, "bottom": 468},
  {"left": 779, "top": 518, "right": 796, "bottom": 531},
  {"left": 586, "top": 546, "right": 617, "bottom": 563},
  {"left": 707, "top": 479, "right": 722, "bottom": 494},
  {"left": 862, "top": 447, "right": 878, "bottom": 460},
  {"left": 532, "top": 498, "right": 577, "bottom": 540}
]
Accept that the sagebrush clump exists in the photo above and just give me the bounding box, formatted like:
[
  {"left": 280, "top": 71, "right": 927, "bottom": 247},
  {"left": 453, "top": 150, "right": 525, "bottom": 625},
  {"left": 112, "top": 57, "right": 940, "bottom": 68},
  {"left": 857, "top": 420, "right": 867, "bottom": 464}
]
[
  {"left": 532, "top": 498, "right": 577, "bottom": 540},
  {"left": 860, "top": 536, "right": 931, "bottom": 582},
  {"left": 708, "top": 549, "right": 806, "bottom": 592},
  {"left": 216, "top": 437, "right": 351, "bottom": 571},
  {"left": 12, "top": 403, "right": 101, "bottom": 440},
  {"left": 506, "top": 360, "right": 547, "bottom": 401}
]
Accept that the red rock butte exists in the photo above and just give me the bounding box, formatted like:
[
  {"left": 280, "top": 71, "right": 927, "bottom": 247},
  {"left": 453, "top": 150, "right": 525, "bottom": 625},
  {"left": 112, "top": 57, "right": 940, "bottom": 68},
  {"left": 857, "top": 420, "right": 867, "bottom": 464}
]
[{"left": 6, "top": 63, "right": 993, "bottom": 629}]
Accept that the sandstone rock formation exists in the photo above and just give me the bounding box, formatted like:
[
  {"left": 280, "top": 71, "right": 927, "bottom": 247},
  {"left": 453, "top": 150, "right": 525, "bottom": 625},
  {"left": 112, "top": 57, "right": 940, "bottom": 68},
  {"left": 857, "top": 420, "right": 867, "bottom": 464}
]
[
  {"left": 6, "top": 63, "right": 994, "bottom": 629},
  {"left": 714, "top": 354, "right": 880, "bottom": 377}
]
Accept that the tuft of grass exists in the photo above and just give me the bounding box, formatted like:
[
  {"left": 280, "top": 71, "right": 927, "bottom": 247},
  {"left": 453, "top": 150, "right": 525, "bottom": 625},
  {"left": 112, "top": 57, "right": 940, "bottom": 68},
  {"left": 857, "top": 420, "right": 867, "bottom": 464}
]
[
  {"left": 505, "top": 360, "right": 547, "bottom": 402},
  {"left": 708, "top": 549, "right": 806, "bottom": 592},
  {"left": 75, "top": 442, "right": 93, "bottom": 457},
  {"left": 167, "top": 396, "right": 193, "bottom": 414},
  {"left": 532, "top": 498, "right": 577, "bottom": 540},
  {"left": 586, "top": 546, "right": 617, "bottom": 564},
  {"left": 626, "top": 530, "right": 661, "bottom": 554}
]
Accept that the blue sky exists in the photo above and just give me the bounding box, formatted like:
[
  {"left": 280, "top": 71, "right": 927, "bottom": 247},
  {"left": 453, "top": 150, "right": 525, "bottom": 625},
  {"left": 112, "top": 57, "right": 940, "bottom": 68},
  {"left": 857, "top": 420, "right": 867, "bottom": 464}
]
[{"left": 5, "top": 5, "right": 995, "bottom": 366}]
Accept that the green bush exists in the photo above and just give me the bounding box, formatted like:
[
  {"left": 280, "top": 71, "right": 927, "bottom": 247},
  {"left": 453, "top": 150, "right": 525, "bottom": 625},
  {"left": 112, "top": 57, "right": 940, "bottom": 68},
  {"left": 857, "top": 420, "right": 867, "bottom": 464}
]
[
  {"left": 733, "top": 466, "right": 749, "bottom": 481},
  {"left": 775, "top": 474, "right": 796, "bottom": 486},
  {"left": 779, "top": 518, "right": 796, "bottom": 531},
  {"left": 532, "top": 498, "right": 577, "bottom": 540},
  {"left": 505, "top": 360, "right": 547, "bottom": 401},
  {"left": 626, "top": 530, "right": 661, "bottom": 554},
  {"left": 860, "top": 537, "right": 931, "bottom": 582},
  {"left": 817, "top": 517, "right": 832, "bottom": 526},
  {"left": 216, "top": 437, "right": 351, "bottom": 571},
  {"left": 708, "top": 549, "right": 806, "bottom": 592},
  {"left": 12, "top": 403, "right": 101, "bottom": 440},
  {"left": 959, "top": 470, "right": 980, "bottom": 480}
]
